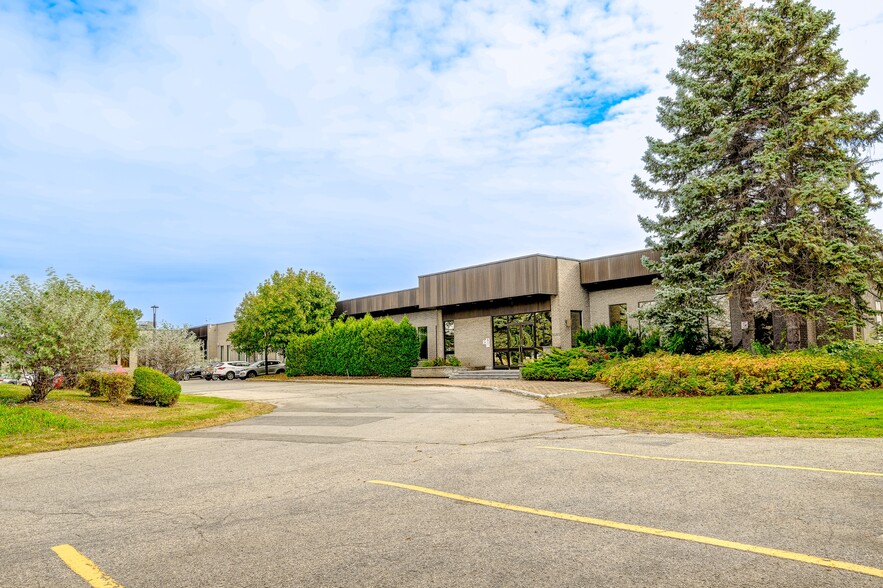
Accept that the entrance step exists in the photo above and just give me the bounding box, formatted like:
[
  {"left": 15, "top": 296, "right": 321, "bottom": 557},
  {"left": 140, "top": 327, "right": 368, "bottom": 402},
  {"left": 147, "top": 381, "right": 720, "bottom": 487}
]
[{"left": 448, "top": 370, "right": 521, "bottom": 380}]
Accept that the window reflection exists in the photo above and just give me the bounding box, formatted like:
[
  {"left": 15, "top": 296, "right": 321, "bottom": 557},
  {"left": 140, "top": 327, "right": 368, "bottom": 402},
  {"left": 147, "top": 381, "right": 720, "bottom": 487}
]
[{"left": 492, "top": 311, "right": 552, "bottom": 368}]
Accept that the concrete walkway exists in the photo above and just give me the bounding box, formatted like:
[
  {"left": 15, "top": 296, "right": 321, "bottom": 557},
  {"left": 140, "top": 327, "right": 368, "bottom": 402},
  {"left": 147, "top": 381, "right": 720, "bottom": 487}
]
[{"left": 262, "top": 375, "right": 611, "bottom": 399}]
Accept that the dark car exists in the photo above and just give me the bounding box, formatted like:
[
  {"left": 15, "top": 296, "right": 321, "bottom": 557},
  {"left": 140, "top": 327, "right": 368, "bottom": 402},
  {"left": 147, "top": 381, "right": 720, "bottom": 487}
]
[{"left": 171, "top": 365, "right": 205, "bottom": 381}]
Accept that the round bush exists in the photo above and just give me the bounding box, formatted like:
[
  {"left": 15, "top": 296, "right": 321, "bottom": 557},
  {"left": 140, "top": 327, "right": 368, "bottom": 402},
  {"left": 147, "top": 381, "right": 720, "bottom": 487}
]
[{"left": 133, "top": 367, "right": 181, "bottom": 407}]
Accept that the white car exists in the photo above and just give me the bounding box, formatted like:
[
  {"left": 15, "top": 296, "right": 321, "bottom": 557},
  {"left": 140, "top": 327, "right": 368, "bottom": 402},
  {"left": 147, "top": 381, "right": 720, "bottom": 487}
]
[
  {"left": 209, "top": 361, "right": 251, "bottom": 380},
  {"left": 236, "top": 360, "right": 286, "bottom": 379}
]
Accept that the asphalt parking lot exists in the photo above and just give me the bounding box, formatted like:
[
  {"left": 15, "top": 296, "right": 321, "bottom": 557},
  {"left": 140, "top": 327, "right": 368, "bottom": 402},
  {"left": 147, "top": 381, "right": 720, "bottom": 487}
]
[{"left": 1, "top": 379, "right": 881, "bottom": 587}]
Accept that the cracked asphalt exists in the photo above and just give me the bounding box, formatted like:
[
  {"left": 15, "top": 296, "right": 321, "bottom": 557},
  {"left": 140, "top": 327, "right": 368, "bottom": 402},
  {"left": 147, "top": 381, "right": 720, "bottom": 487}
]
[{"left": 1, "top": 379, "right": 881, "bottom": 587}]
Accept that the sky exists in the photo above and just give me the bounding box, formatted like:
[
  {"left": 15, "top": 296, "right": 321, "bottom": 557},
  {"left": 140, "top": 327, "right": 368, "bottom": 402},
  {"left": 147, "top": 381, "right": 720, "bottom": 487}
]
[{"left": 2, "top": 0, "right": 882, "bottom": 326}]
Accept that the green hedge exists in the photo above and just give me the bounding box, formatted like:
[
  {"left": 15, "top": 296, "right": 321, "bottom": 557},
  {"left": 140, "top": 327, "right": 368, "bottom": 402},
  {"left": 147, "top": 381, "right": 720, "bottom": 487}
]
[
  {"left": 597, "top": 344, "right": 883, "bottom": 397},
  {"left": 132, "top": 367, "right": 181, "bottom": 406},
  {"left": 77, "top": 371, "right": 135, "bottom": 405},
  {"left": 521, "top": 348, "right": 611, "bottom": 381},
  {"left": 287, "top": 316, "right": 421, "bottom": 377}
]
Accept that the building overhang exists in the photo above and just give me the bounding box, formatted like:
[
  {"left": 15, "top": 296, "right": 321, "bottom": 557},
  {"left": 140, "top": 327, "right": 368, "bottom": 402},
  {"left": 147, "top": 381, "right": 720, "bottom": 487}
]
[{"left": 580, "top": 248, "right": 660, "bottom": 288}]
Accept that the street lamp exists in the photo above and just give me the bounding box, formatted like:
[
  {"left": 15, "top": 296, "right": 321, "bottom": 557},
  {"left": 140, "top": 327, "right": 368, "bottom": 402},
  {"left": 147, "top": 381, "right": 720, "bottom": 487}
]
[{"left": 151, "top": 305, "right": 158, "bottom": 329}]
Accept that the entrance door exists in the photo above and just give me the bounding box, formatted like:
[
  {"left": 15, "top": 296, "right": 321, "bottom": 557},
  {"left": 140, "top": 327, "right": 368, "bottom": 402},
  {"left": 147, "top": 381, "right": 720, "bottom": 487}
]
[{"left": 493, "top": 312, "right": 551, "bottom": 369}]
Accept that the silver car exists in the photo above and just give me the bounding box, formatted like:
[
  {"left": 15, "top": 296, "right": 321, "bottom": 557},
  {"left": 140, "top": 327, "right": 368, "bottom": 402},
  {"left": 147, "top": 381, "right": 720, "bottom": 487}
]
[{"left": 236, "top": 360, "right": 286, "bottom": 379}]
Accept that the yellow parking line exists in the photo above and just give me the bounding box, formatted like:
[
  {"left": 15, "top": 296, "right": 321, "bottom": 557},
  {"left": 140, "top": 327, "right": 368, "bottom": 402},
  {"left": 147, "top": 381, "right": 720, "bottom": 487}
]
[
  {"left": 368, "top": 480, "right": 883, "bottom": 579},
  {"left": 536, "top": 446, "right": 883, "bottom": 477},
  {"left": 51, "top": 544, "right": 124, "bottom": 588}
]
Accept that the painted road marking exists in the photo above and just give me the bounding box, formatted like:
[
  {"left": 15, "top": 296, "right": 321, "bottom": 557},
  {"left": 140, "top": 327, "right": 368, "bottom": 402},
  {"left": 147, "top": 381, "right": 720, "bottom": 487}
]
[
  {"left": 536, "top": 446, "right": 883, "bottom": 477},
  {"left": 368, "top": 480, "right": 883, "bottom": 579},
  {"left": 51, "top": 544, "right": 124, "bottom": 588}
]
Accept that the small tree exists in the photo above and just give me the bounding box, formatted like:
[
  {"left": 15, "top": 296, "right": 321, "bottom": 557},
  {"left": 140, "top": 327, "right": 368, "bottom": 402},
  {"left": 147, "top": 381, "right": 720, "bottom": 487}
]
[
  {"left": 96, "top": 291, "right": 142, "bottom": 364},
  {"left": 230, "top": 269, "right": 338, "bottom": 373},
  {"left": 0, "top": 271, "right": 112, "bottom": 402},
  {"left": 137, "top": 323, "right": 204, "bottom": 376}
]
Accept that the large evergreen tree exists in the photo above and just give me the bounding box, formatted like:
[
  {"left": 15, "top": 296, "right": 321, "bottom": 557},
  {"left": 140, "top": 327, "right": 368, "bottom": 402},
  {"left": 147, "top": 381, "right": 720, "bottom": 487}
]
[
  {"left": 634, "top": 0, "right": 754, "bottom": 352},
  {"left": 636, "top": 0, "right": 883, "bottom": 351}
]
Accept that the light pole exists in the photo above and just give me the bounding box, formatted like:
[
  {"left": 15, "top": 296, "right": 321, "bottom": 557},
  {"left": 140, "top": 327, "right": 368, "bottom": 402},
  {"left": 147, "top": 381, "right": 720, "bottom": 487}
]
[{"left": 151, "top": 305, "right": 158, "bottom": 329}]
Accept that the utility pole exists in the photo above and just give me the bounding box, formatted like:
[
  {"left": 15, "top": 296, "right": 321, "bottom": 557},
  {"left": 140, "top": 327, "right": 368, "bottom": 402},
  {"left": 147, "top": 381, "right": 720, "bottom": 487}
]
[{"left": 151, "top": 305, "right": 158, "bottom": 329}]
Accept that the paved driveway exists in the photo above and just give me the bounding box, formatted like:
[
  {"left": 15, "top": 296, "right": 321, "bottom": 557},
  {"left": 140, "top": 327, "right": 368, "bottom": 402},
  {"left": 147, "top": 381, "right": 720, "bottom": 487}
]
[{"left": 1, "top": 380, "right": 881, "bottom": 587}]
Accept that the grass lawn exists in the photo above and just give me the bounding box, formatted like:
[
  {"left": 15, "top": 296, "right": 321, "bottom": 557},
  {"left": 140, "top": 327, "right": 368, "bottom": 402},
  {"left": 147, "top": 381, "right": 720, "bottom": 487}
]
[
  {"left": 0, "top": 384, "right": 274, "bottom": 457},
  {"left": 545, "top": 389, "right": 883, "bottom": 437}
]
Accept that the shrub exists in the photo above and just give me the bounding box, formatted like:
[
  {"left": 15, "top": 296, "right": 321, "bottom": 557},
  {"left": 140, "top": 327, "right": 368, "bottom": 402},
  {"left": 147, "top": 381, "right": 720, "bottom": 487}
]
[
  {"left": 76, "top": 371, "right": 135, "bottom": 404},
  {"left": 575, "top": 324, "right": 659, "bottom": 357},
  {"left": 521, "top": 347, "right": 611, "bottom": 381},
  {"left": 100, "top": 373, "right": 135, "bottom": 405},
  {"left": 287, "top": 315, "right": 421, "bottom": 377},
  {"left": 421, "top": 356, "right": 462, "bottom": 367},
  {"left": 132, "top": 366, "right": 181, "bottom": 406},
  {"left": 595, "top": 348, "right": 883, "bottom": 396},
  {"left": 77, "top": 371, "right": 103, "bottom": 397}
]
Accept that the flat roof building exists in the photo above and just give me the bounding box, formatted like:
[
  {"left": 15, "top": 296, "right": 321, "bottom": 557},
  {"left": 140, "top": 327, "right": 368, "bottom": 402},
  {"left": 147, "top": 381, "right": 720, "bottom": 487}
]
[{"left": 336, "top": 249, "right": 663, "bottom": 370}]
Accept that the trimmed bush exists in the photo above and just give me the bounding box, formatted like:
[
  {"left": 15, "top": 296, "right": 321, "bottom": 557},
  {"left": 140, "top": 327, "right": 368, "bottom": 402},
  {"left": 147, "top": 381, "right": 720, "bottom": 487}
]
[
  {"left": 132, "top": 367, "right": 181, "bottom": 406},
  {"left": 77, "top": 371, "right": 135, "bottom": 405},
  {"left": 287, "top": 315, "right": 421, "bottom": 377},
  {"left": 421, "top": 356, "right": 462, "bottom": 367},
  {"left": 575, "top": 324, "right": 661, "bottom": 357},
  {"left": 77, "top": 371, "right": 103, "bottom": 397},
  {"left": 100, "top": 373, "right": 135, "bottom": 405},
  {"left": 596, "top": 346, "right": 883, "bottom": 397},
  {"left": 521, "top": 347, "right": 611, "bottom": 381}
]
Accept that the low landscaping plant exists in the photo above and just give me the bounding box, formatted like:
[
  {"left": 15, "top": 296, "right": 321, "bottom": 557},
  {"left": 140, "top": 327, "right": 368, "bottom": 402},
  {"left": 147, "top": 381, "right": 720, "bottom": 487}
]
[
  {"left": 421, "top": 356, "right": 462, "bottom": 367},
  {"left": 77, "top": 371, "right": 104, "bottom": 397},
  {"left": 521, "top": 347, "right": 611, "bottom": 381},
  {"left": 575, "top": 324, "right": 660, "bottom": 357},
  {"left": 596, "top": 344, "right": 883, "bottom": 396},
  {"left": 77, "top": 371, "right": 135, "bottom": 405},
  {"left": 132, "top": 367, "right": 181, "bottom": 406}
]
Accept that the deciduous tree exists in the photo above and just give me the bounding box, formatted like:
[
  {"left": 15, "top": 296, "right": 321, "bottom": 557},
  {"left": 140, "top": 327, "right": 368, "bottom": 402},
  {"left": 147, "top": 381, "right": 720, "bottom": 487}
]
[
  {"left": 136, "top": 323, "right": 204, "bottom": 376},
  {"left": 0, "top": 271, "right": 112, "bottom": 401},
  {"left": 229, "top": 269, "right": 338, "bottom": 372}
]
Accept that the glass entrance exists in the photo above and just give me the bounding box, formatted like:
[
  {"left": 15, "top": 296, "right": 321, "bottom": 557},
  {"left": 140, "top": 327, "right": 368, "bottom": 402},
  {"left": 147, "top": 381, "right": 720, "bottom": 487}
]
[{"left": 493, "top": 312, "right": 552, "bottom": 368}]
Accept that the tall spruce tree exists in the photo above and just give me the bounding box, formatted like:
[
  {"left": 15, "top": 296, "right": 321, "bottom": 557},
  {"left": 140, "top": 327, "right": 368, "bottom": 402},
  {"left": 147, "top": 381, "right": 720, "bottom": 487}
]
[
  {"left": 634, "top": 0, "right": 753, "bottom": 352},
  {"left": 737, "top": 0, "right": 883, "bottom": 348},
  {"left": 636, "top": 0, "right": 883, "bottom": 351}
]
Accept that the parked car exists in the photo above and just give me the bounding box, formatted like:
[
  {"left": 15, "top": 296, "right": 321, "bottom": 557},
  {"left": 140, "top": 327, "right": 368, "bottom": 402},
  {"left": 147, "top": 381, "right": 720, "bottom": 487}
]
[
  {"left": 171, "top": 365, "right": 205, "bottom": 381},
  {"left": 236, "top": 360, "right": 286, "bottom": 379},
  {"left": 209, "top": 361, "right": 251, "bottom": 380},
  {"left": 18, "top": 372, "right": 64, "bottom": 388}
]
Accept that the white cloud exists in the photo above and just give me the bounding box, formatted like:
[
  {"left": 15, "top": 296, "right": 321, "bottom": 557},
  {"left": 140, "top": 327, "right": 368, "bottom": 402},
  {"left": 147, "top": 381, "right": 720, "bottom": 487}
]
[{"left": 1, "top": 0, "right": 881, "bottom": 323}]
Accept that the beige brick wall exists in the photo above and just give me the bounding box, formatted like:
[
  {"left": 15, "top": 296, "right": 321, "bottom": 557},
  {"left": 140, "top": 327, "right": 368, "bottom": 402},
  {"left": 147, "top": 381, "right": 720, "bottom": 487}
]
[
  {"left": 451, "top": 316, "right": 493, "bottom": 368},
  {"left": 381, "top": 309, "right": 443, "bottom": 360},
  {"left": 588, "top": 284, "right": 657, "bottom": 330},
  {"left": 550, "top": 259, "right": 592, "bottom": 349}
]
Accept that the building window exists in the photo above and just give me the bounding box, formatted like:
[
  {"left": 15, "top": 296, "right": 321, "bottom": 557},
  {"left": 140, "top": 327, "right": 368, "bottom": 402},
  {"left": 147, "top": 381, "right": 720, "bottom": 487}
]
[
  {"left": 492, "top": 311, "right": 552, "bottom": 368},
  {"left": 444, "top": 321, "right": 455, "bottom": 357},
  {"left": 609, "top": 303, "right": 627, "bottom": 327},
  {"left": 417, "top": 326, "right": 429, "bottom": 360},
  {"left": 570, "top": 310, "right": 582, "bottom": 347}
]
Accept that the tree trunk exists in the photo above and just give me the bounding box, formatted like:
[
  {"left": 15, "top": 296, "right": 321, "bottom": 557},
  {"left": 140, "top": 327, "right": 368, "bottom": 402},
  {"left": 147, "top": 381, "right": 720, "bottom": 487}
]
[
  {"left": 784, "top": 311, "right": 801, "bottom": 350},
  {"left": 25, "top": 373, "right": 53, "bottom": 403},
  {"left": 738, "top": 288, "right": 755, "bottom": 351}
]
